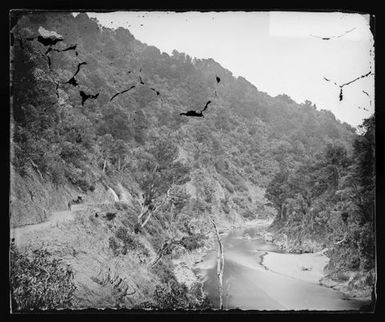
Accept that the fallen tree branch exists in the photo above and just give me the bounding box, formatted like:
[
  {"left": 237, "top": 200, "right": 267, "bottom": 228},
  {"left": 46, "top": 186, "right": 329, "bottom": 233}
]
[
  {"left": 28, "top": 158, "right": 44, "bottom": 181},
  {"left": 151, "top": 237, "right": 184, "bottom": 267},
  {"left": 140, "top": 187, "right": 173, "bottom": 229},
  {"left": 334, "top": 235, "right": 347, "bottom": 245}
]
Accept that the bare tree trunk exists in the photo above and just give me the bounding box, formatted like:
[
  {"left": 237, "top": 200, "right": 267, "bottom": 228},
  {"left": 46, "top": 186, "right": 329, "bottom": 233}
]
[
  {"left": 137, "top": 207, "right": 148, "bottom": 223},
  {"left": 103, "top": 158, "right": 107, "bottom": 173},
  {"left": 209, "top": 216, "right": 224, "bottom": 310},
  {"left": 141, "top": 210, "right": 154, "bottom": 228}
]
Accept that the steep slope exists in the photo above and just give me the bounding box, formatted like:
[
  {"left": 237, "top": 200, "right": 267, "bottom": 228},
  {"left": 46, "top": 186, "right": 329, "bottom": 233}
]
[{"left": 9, "top": 12, "right": 360, "bottom": 310}]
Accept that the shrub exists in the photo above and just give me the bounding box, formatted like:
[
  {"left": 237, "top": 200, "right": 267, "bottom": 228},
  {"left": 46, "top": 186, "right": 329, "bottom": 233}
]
[
  {"left": 115, "top": 226, "right": 137, "bottom": 250},
  {"left": 221, "top": 199, "right": 230, "bottom": 214},
  {"left": 232, "top": 196, "right": 247, "bottom": 209},
  {"left": 10, "top": 243, "right": 76, "bottom": 311},
  {"left": 114, "top": 201, "right": 129, "bottom": 211},
  {"left": 114, "top": 226, "right": 149, "bottom": 257},
  {"left": 105, "top": 212, "right": 116, "bottom": 221},
  {"left": 222, "top": 180, "right": 234, "bottom": 193},
  {"left": 121, "top": 218, "right": 131, "bottom": 229},
  {"left": 153, "top": 280, "right": 189, "bottom": 309},
  {"left": 151, "top": 259, "right": 176, "bottom": 285},
  {"left": 108, "top": 236, "right": 120, "bottom": 256},
  {"left": 152, "top": 279, "right": 211, "bottom": 310},
  {"left": 242, "top": 209, "right": 256, "bottom": 220},
  {"left": 180, "top": 233, "right": 206, "bottom": 251}
]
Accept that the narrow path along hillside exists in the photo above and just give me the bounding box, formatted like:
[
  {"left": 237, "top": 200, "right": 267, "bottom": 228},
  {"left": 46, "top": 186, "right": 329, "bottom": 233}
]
[{"left": 11, "top": 203, "right": 98, "bottom": 248}]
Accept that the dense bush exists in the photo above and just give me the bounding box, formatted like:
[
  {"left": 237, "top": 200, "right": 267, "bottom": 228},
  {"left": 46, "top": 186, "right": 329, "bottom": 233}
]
[
  {"left": 114, "top": 201, "right": 129, "bottom": 211},
  {"left": 152, "top": 280, "right": 190, "bottom": 309},
  {"left": 115, "top": 226, "right": 137, "bottom": 250},
  {"left": 150, "top": 258, "right": 177, "bottom": 284},
  {"left": 112, "top": 226, "right": 150, "bottom": 257},
  {"left": 265, "top": 116, "right": 375, "bottom": 277},
  {"left": 108, "top": 236, "right": 120, "bottom": 256},
  {"left": 10, "top": 243, "right": 76, "bottom": 311},
  {"left": 242, "top": 209, "right": 256, "bottom": 220},
  {"left": 180, "top": 233, "right": 206, "bottom": 251}
]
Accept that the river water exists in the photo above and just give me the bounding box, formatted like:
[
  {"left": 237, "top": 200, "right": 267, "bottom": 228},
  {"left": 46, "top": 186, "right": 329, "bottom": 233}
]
[{"left": 194, "top": 224, "right": 369, "bottom": 311}]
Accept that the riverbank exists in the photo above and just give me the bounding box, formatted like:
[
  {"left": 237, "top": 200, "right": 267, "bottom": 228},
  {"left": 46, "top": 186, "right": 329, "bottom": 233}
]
[
  {"left": 261, "top": 251, "right": 329, "bottom": 284},
  {"left": 172, "top": 217, "right": 272, "bottom": 289},
  {"left": 261, "top": 249, "right": 373, "bottom": 302},
  {"left": 266, "top": 230, "right": 374, "bottom": 302}
]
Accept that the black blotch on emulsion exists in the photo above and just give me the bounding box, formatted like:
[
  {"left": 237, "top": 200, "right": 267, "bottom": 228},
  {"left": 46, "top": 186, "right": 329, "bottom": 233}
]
[
  {"left": 339, "top": 88, "right": 344, "bottom": 101},
  {"left": 46, "top": 44, "right": 77, "bottom": 55},
  {"left": 323, "top": 71, "right": 372, "bottom": 102},
  {"left": 110, "top": 85, "right": 136, "bottom": 102},
  {"left": 310, "top": 28, "right": 357, "bottom": 41},
  {"left": 65, "top": 62, "right": 87, "bottom": 86},
  {"left": 74, "top": 62, "right": 87, "bottom": 77},
  {"left": 66, "top": 76, "right": 78, "bottom": 87},
  {"left": 80, "top": 91, "right": 99, "bottom": 106},
  {"left": 37, "top": 35, "right": 63, "bottom": 46},
  {"left": 150, "top": 88, "right": 160, "bottom": 96},
  {"left": 180, "top": 101, "right": 212, "bottom": 118},
  {"left": 216, "top": 76, "right": 221, "bottom": 83}
]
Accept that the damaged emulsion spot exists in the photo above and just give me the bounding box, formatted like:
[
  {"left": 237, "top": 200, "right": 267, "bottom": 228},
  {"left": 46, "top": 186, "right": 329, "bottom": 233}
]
[
  {"left": 361, "top": 90, "right": 372, "bottom": 110},
  {"left": 110, "top": 85, "right": 136, "bottom": 101},
  {"left": 65, "top": 62, "right": 87, "bottom": 87},
  {"left": 180, "top": 75, "right": 221, "bottom": 118},
  {"left": 45, "top": 44, "right": 78, "bottom": 68},
  {"left": 36, "top": 26, "right": 64, "bottom": 46},
  {"left": 150, "top": 88, "right": 160, "bottom": 96},
  {"left": 323, "top": 71, "right": 373, "bottom": 101},
  {"left": 80, "top": 91, "right": 99, "bottom": 106},
  {"left": 24, "top": 27, "right": 77, "bottom": 69},
  {"left": 180, "top": 100, "right": 212, "bottom": 118},
  {"left": 137, "top": 69, "right": 160, "bottom": 95},
  {"left": 46, "top": 44, "right": 77, "bottom": 54},
  {"left": 110, "top": 68, "right": 161, "bottom": 101},
  {"left": 310, "top": 27, "right": 357, "bottom": 40}
]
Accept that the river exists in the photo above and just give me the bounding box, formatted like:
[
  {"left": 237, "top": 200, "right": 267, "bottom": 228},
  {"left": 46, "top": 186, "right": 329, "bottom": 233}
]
[{"left": 194, "top": 224, "right": 370, "bottom": 311}]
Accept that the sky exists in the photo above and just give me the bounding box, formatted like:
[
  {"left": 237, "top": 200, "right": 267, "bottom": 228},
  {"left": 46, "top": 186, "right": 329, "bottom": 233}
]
[{"left": 86, "top": 11, "right": 374, "bottom": 128}]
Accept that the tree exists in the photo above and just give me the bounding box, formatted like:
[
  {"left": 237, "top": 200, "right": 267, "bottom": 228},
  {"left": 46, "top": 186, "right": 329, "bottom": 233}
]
[
  {"left": 136, "top": 139, "right": 191, "bottom": 229},
  {"left": 265, "top": 168, "right": 291, "bottom": 221}
]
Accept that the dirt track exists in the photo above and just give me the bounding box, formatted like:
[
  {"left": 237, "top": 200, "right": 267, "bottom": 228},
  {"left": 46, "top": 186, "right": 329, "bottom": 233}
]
[{"left": 10, "top": 204, "right": 87, "bottom": 247}]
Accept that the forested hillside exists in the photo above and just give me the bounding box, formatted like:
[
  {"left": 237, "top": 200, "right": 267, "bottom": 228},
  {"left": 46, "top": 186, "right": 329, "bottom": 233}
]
[{"left": 10, "top": 12, "right": 374, "bottom": 310}]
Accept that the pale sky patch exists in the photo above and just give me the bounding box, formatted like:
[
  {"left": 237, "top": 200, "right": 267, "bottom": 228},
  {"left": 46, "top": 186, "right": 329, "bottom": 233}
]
[{"left": 86, "top": 11, "right": 374, "bottom": 128}]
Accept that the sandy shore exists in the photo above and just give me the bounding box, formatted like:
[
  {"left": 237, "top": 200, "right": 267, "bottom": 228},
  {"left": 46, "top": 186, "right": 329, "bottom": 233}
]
[{"left": 261, "top": 251, "right": 329, "bottom": 284}]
